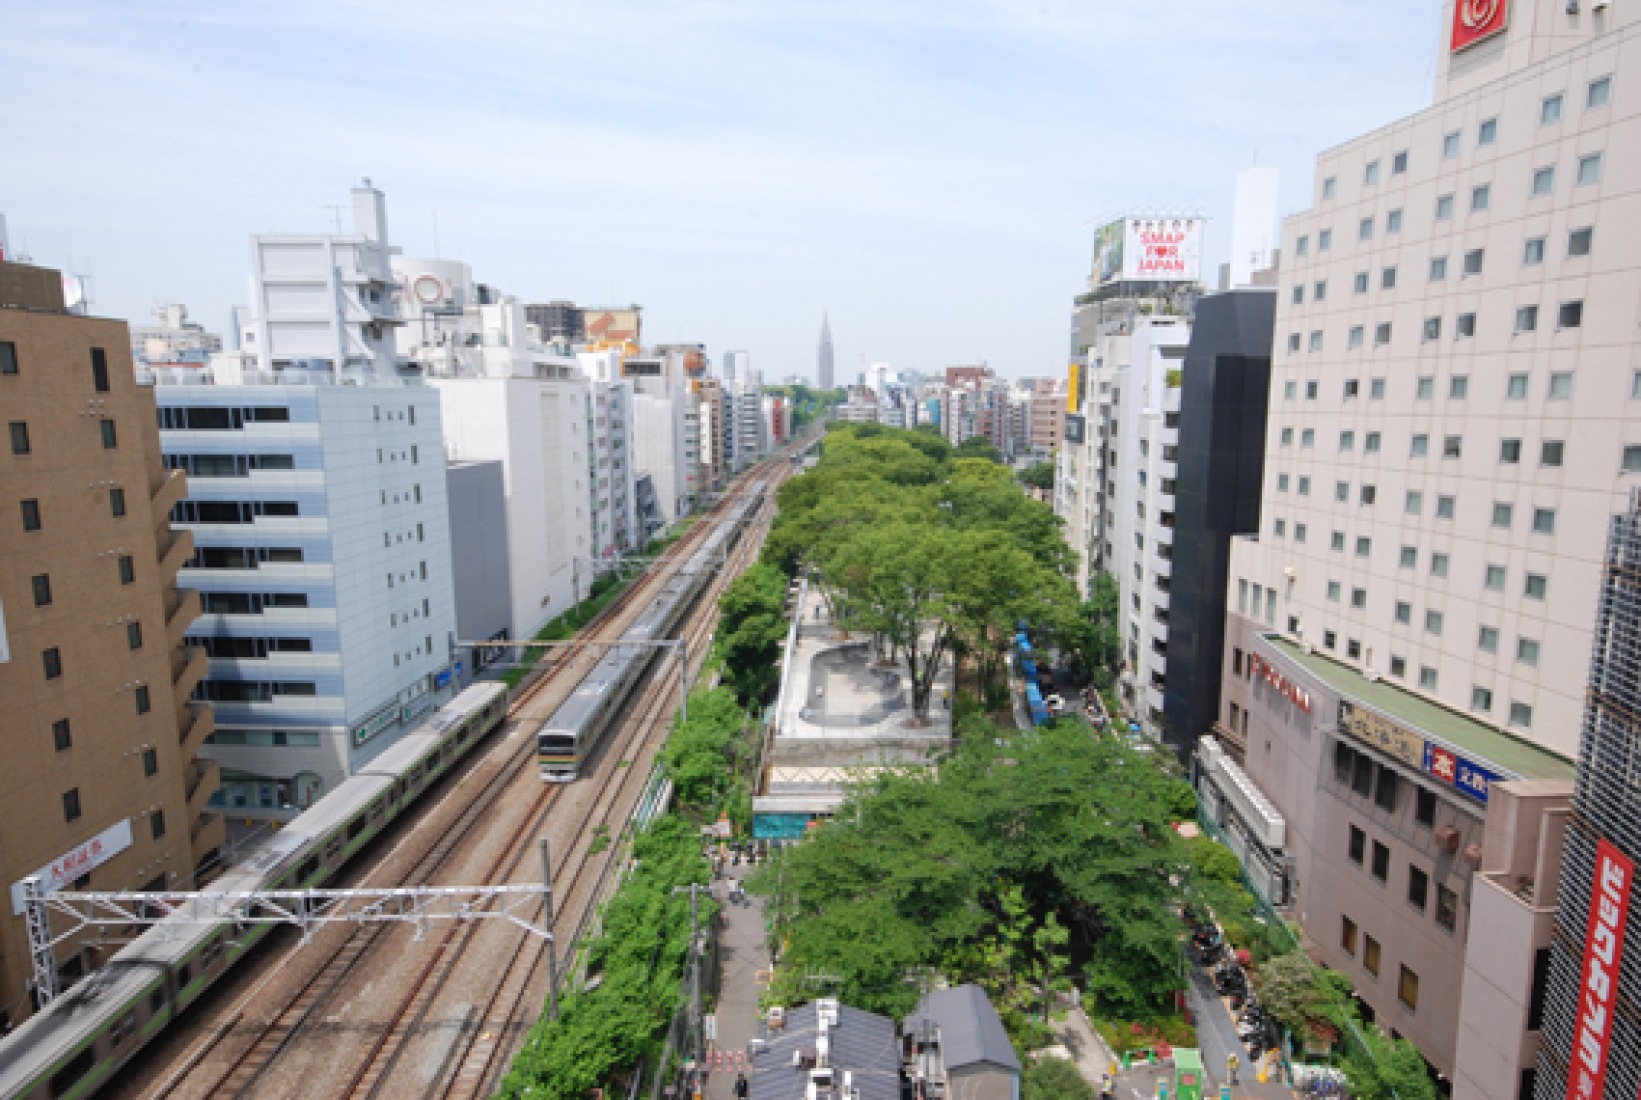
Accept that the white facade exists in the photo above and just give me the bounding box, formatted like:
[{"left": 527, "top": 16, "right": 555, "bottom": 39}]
[
  {"left": 1228, "top": 165, "right": 1282, "bottom": 289},
  {"left": 628, "top": 353, "right": 696, "bottom": 523},
  {"left": 130, "top": 303, "right": 222, "bottom": 368},
  {"left": 1226, "top": 0, "right": 1641, "bottom": 760}
]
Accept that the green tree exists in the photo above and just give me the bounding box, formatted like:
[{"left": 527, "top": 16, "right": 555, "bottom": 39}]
[
  {"left": 1018, "top": 461, "right": 1055, "bottom": 492},
  {"left": 954, "top": 433, "right": 1004, "bottom": 464},
  {"left": 715, "top": 563, "right": 789, "bottom": 705},
  {"left": 1023, "top": 1056, "right": 1093, "bottom": 1100}
]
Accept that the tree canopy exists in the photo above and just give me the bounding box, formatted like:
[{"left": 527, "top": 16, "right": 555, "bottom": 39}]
[{"left": 1017, "top": 461, "right": 1055, "bottom": 492}]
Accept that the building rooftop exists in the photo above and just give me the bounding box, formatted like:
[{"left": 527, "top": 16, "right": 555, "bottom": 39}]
[
  {"left": 1267, "top": 635, "right": 1573, "bottom": 782},
  {"left": 748, "top": 1001, "right": 900, "bottom": 1100},
  {"left": 906, "top": 984, "right": 1020, "bottom": 1074}
]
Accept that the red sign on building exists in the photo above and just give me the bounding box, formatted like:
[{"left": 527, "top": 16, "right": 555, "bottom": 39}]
[
  {"left": 1565, "top": 838, "right": 1634, "bottom": 1100},
  {"left": 1451, "top": 0, "right": 1509, "bottom": 52}
]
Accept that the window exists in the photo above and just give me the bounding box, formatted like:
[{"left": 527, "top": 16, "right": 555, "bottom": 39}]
[
  {"left": 151, "top": 811, "right": 166, "bottom": 840},
  {"left": 43, "top": 647, "right": 62, "bottom": 680},
  {"left": 53, "top": 719, "right": 72, "bottom": 752},
  {"left": 1411, "top": 434, "right": 1429, "bottom": 458},
  {"left": 1473, "top": 686, "right": 1494, "bottom": 712},
  {"left": 1525, "top": 573, "right": 1548, "bottom": 600},
  {"left": 1533, "top": 508, "right": 1557, "bottom": 535},
  {"left": 1274, "top": 519, "right": 1286, "bottom": 538},
  {"left": 1478, "top": 118, "right": 1497, "bottom": 144},
  {"left": 10, "top": 421, "right": 30, "bottom": 455},
  {"left": 1516, "top": 305, "right": 1539, "bottom": 333},
  {"left": 1277, "top": 473, "right": 1290, "bottom": 491},
  {"left": 1325, "top": 631, "right": 1337, "bottom": 651},
  {"left": 1370, "top": 378, "right": 1385, "bottom": 399},
  {"left": 1365, "top": 935, "right": 1382, "bottom": 977},
  {"left": 1296, "top": 235, "right": 1310, "bottom": 258},
  {"left": 1409, "top": 866, "right": 1429, "bottom": 912},
  {"left": 1360, "top": 217, "right": 1374, "bottom": 241},
  {"left": 1356, "top": 536, "right": 1372, "bottom": 557},
  {"left": 1306, "top": 380, "right": 1318, "bottom": 400},
  {"left": 1450, "top": 376, "right": 1469, "bottom": 399},
  {"left": 1295, "top": 523, "right": 1308, "bottom": 543},
  {"left": 1387, "top": 209, "right": 1402, "bottom": 233},
  {"left": 21, "top": 498, "right": 41, "bottom": 531},
  {"left": 1302, "top": 429, "right": 1315, "bottom": 449},
  {"left": 1519, "top": 638, "right": 1541, "bottom": 666},
  {"left": 1364, "top": 160, "right": 1380, "bottom": 185},
  {"left": 1627, "top": 447, "right": 1641, "bottom": 474},
  {"left": 1435, "top": 194, "right": 1454, "bottom": 221},
  {"left": 119, "top": 555, "right": 135, "bottom": 584},
  {"left": 1406, "top": 490, "right": 1424, "bottom": 514},
  {"left": 1348, "top": 326, "right": 1364, "bottom": 349},
  {"left": 1342, "top": 378, "right": 1360, "bottom": 400},
  {"left": 1463, "top": 249, "right": 1484, "bottom": 275},
  {"left": 1542, "top": 93, "right": 1564, "bottom": 124},
  {"left": 62, "top": 789, "right": 81, "bottom": 823},
  {"left": 1588, "top": 76, "right": 1612, "bottom": 109},
  {"left": 1372, "top": 841, "right": 1389, "bottom": 881},
  {"left": 1340, "top": 431, "right": 1356, "bottom": 452},
  {"left": 1541, "top": 440, "right": 1565, "bottom": 467},
  {"left": 1354, "top": 271, "right": 1369, "bottom": 294},
  {"left": 1421, "top": 666, "right": 1439, "bottom": 690},
  {"left": 1375, "top": 323, "right": 1392, "bottom": 346},
  {"left": 1400, "top": 546, "right": 1417, "bottom": 569},
  {"left": 1299, "top": 476, "right": 1310, "bottom": 495},
  {"left": 1471, "top": 184, "right": 1491, "bottom": 212},
  {"left": 1455, "top": 313, "right": 1476, "bottom": 338},
  {"left": 1430, "top": 256, "right": 1448, "bottom": 281},
  {"left": 1335, "top": 482, "right": 1348, "bottom": 503},
  {"left": 1550, "top": 372, "right": 1574, "bottom": 399},
  {"left": 1493, "top": 503, "right": 1514, "bottom": 528},
  {"left": 1365, "top": 433, "right": 1381, "bottom": 454},
  {"left": 1507, "top": 374, "right": 1529, "bottom": 400},
  {"left": 32, "top": 574, "right": 51, "bottom": 607},
  {"left": 1569, "top": 227, "right": 1593, "bottom": 257},
  {"left": 1322, "top": 176, "right": 1337, "bottom": 200},
  {"left": 110, "top": 488, "right": 126, "bottom": 518},
  {"left": 1511, "top": 701, "right": 1533, "bottom": 728},
  {"left": 127, "top": 622, "right": 143, "bottom": 650},
  {"left": 1332, "top": 531, "right": 1348, "bottom": 552},
  {"left": 1390, "top": 656, "right": 1407, "bottom": 678},
  {"left": 1395, "top": 601, "right": 1411, "bottom": 624},
  {"left": 0, "top": 341, "right": 15, "bottom": 375},
  {"left": 1442, "top": 131, "right": 1460, "bottom": 158},
  {"left": 1351, "top": 588, "right": 1367, "bottom": 609},
  {"left": 1313, "top": 280, "right": 1328, "bottom": 302},
  {"left": 1287, "top": 333, "right": 1301, "bottom": 354},
  {"left": 1437, "top": 885, "right": 1458, "bottom": 932},
  {"left": 1400, "top": 965, "right": 1420, "bottom": 1011},
  {"left": 1578, "top": 153, "right": 1603, "bottom": 186},
  {"left": 1293, "top": 285, "right": 1304, "bottom": 305},
  {"left": 1283, "top": 381, "right": 1296, "bottom": 401},
  {"left": 1349, "top": 825, "right": 1366, "bottom": 864},
  {"left": 1423, "top": 317, "right": 1441, "bottom": 342},
  {"left": 1393, "top": 150, "right": 1409, "bottom": 173},
  {"left": 1479, "top": 626, "right": 1500, "bottom": 653},
  {"left": 1501, "top": 439, "right": 1522, "bottom": 464},
  {"left": 1532, "top": 166, "right": 1555, "bottom": 196},
  {"left": 1416, "top": 788, "right": 1437, "bottom": 828},
  {"left": 1443, "top": 436, "right": 1463, "bottom": 459},
  {"left": 1328, "top": 581, "right": 1342, "bottom": 602},
  {"left": 100, "top": 419, "right": 117, "bottom": 449},
  {"left": 1308, "top": 331, "right": 1323, "bottom": 353},
  {"left": 1524, "top": 237, "right": 1546, "bottom": 265},
  {"left": 143, "top": 748, "right": 157, "bottom": 776},
  {"left": 1431, "top": 553, "right": 1450, "bottom": 578},
  {"left": 1381, "top": 266, "right": 1397, "bottom": 290},
  {"left": 1425, "top": 610, "right": 1443, "bottom": 635},
  {"left": 1342, "top": 916, "right": 1359, "bottom": 955},
  {"left": 135, "top": 686, "right": 151, "bottom": 715},
  {"left": 91, "top": 348, "right": 110, "bottom": 393}
]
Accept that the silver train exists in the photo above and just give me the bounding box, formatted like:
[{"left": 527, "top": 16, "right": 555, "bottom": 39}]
[
  {"left": 0, "top": 682, "right": 509, "bottom": 1100},
  {"left": 534, "top": 484, "right": 764, "bottom": 782}
]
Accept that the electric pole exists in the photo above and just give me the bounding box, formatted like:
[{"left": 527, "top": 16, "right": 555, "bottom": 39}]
[
  {"left": 672, "top": 883, "right": 707, "bottom": 1093},
  {"left": 541, "top": 837, "right": 560, "bottom": 1021}
]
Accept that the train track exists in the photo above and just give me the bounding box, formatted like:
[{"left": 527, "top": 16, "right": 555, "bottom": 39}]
[{"left": 140, "top": 469, "right": 778, "bottom": 1099}]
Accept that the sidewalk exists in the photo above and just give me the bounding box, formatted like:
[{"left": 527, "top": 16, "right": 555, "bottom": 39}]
[{"left": 703, "top": 859, "right": 766, "bottom": 1100}]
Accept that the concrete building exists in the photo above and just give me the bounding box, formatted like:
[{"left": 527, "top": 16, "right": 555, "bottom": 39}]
[
  {"left": 444, "top": 460, "right": 511, "bottom": 677},
  {"left": 723, "top": 349, "right": 749, "bottom": 385},
  {"left": 129, "top": 303, "right": 221, "bottom": 369},
  {"left": 904, "top": 985, "right": 1021, "bottom": 1100},
  {"left": 1216, "top": 3, "right": 1641, "bottom": 1072},
  {"left": 1020, "top": 376, "right": 1066, "bottom": 458},
  {"left": 816, "top": 312, "right": 834, "bottom": 390},
  {"left": 1, "top": 262, "right": 219, "bottom": 1023},
  {"left": 626, "top": 352, "right": 697, "bottom": 523},
  {"left": 523, "top": 300, "right": 584, "bottom": 345}
]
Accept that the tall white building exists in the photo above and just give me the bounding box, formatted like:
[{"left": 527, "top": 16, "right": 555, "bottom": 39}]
[
  {"left": 130, "top": 303, "right": 222, "bottom": 368},
  {"left": 627, "top": 352, "right": 697, "bottom": 524}
]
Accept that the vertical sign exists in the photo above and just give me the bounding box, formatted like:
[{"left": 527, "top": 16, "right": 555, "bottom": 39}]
[
  {"left": 1565, "top": 838, "right": 1634, "bottom": 1100},
  {"left": 1451, "top": 0, "right": 1509, "bottom": 52}
]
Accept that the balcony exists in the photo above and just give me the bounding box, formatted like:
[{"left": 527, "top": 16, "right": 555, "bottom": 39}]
[
  {"left": 1155, "top": 525, "right": 1174, "bottom": 547},
  {"left": 172, "top": 645, "right": 208, "bottom": 703},
  {"left": 158, "top": 528, "right": 196, "bottom": 579},
  {"left": 179, "top": 701, "right": 215, "bottom": 759},
  {"left": 166, "top": 588, "right": 201, "bottom": 650},
  {"left": 1152, "top": 588, "right": 1170, "bottom": 611},
  {"left": 151, "top": 467, "right": 188, "bottom": 517},
  {"left": 186, "top": 758, "right": 221, "bottom": 823}
]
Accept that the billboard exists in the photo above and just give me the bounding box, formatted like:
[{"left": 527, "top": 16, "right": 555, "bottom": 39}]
[
  {"left": 1067, "top": 362, "right": 1081, "bottom": 414},
  {"left": 1566, "top": 839, "right": 1634, "bottom": 1100},
  {"left": 1092, "top": 216, "right": 1203, "bottom": 285},
  {"left": 1091, "top": 219, "right": 1125, "bottom": 284},
  {"left": 584, "top": 307, "right": 641, "bottom": 346},
  {"left": 11, "top": 819, "right": 134, "bottom": 913},
  {"left": 1452, "top": 0, "right": 1508, "bottom": 52}
]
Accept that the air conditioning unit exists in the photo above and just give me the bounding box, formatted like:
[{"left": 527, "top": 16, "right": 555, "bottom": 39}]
[
  {"left": 1364, "top": 668, "right": 1381, "bottom": 683},
  {"left": 1435, "top": 826, "right": 1462, "bottom": 852}
]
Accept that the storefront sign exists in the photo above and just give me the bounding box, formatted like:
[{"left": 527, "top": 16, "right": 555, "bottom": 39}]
[
  {"left": 11, "top": 819, "right": 134, "bottom": 914},
  {"left": 435, "top": 667, "right": 453, "bottom": 690},
  {"left": 1338, "top": 700, "right": 1425, "bottom": 770},
  {"left": 1452, "top": 0, "right": 1508, "bottom": 53},
  {"left": 1423, "top": 743, "right": 1501, "bottom": 804},
  {"left": 352, "top": 701, "right": 399, "bottom": 747},
  {"left": 1565, "top": 838, "right": 1634, "bottom": 1100},
  {"left": 402, "top": 694, "right": 433, "bottom": 724},
  {"left": 1248, "top": 653, "right": 1313, "bottom": 714}
]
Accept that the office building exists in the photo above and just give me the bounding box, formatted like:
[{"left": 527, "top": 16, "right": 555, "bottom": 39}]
[
  {"left": 816, "top": 312, "right": 834, "bottom": 390},
  {"left": 1217, "top": 0, "right": 1641, "bottom": 1072},
  {"left": 444, "top": 460, "right": 512, "bottom": 677},
  {"left": 129, "top": 303, "right": 221, "bottom": 369},
  {"left": 1, "top": 261, "right": 218, "bottom": 1022}
]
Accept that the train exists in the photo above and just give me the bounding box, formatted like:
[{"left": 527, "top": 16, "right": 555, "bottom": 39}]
[
  {"left": 0, "top": 681, "right": 509, "bottom": 1100},
  {"left": 534, "top": 483, "right": 765, "bottom": 782}
]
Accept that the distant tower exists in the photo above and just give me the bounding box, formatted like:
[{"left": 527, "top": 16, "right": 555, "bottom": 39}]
[{"left": 817, "top": 312, "right": 835, "bottom": 390}]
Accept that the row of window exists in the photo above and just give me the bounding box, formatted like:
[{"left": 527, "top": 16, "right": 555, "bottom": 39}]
[
  {"left": 206, "top": 728, "right": 322, "bottom": 748},
  {"left": 0, "top": 342, "right": 112, "bottom": 392},
  {"left": 172, "top": 500, "right": 300, "bottom": 524},
  {"left": 16, "top": 490, "right": 128, "bottom": 534},
  {"left": 157, "top": 405, "right": 291, "bottom": 431},
  {"left": 51, "top": 720, "right": 159, "bottom": 779},
  {"left": 164, "top": 453, "right": 296, "bottom": 477},
  {"left": 200, "top": 591, "right": 309, "bottom": 614},
  {"left": 388, "top": 598, "right": 435, "bottom": 629},
  {"left": 1340, "top": 916, "right": 1424, "bottom": 1015},
  {"left": 1283, "top": 367, "right": 1607, "bottom": 403},
  {"left": 1314, "top": 76, "right": 1613, "bottom": 205},
  {"left": 1344, "top": 824, "right": 1459, "bottom": 935},
  {"left": 58, "top": 786, "right": 167, "bottom": 836},
  {"left": 190, "top": 546, "right": 305, "bottom": 569},
  {"left": 1271, "top": 473, "right": 1567, "bottom": 530},
  {"left": 1288, "top": 297, "right": 1586, "bottom": 356},
  {"left": 11, "top": 417, "right": 118, "bottom": 456},
  {"left": 195, "top": 636, "right": 314, "bottom": 659},
  {"left": 193, "top": 680, "right": 318, "bottom": 703}
]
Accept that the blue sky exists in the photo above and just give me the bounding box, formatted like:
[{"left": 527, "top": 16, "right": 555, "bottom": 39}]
[{"left": 1, "top": 0, "right": 1441, "bottom": 381}]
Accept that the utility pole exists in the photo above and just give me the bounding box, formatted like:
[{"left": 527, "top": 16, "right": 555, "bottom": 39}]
[
  {"left": 541, "top": 838, "right": 560, "bottom": 1022},
  {"left": 672, "top": 883, "right": 707, "bottom": 1094}
]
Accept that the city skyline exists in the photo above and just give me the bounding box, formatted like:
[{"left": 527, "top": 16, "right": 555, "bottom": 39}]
[{"left": 2, "top": 0, "right": 1439, "bottom": 381}]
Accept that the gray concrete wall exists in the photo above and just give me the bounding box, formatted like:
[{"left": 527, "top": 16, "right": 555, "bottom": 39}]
[{"left": 446, "top": 461, "right": 512, "bottom": 672}]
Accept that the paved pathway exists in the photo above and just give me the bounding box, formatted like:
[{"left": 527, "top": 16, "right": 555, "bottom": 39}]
[{"left": 703, "top": 860, "right": 766, "bottom": 1100}]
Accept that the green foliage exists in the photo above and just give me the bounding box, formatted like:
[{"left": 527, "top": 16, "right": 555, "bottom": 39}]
[
  {"left": 661, "top": 687, "right": 746, "bottom": 812},
  {"left": 496, "top": 817, "right": 709, "bottom": 1099},
  {"left": 1344, "top": 1030, "right": 1439, "bottom": 1100},
  {"left": 1017, "top": 461, "right": 1056, "bottom": 492},
  {"left": 1091, "top": 1013, "right": 1196, "bottom": 1055},
  {"left": 753, "top": 720, "right": 1189, "bottom": 1025},
  {"left": 714, "top": 563, "right": 789, "bottom": 706},
  {"left": 1252, "top": 952, "right": 1348, "bottom": 1039},
  {"left": 1022, "top": 1056, "right": 1093, "bottom": 1100},
  {"left": 501, "top": 573, "right": 635, "bottom": 689},
  {"left": 954, "top": 433, "right": 1004, "bottom": 464},
  {"left": 1165, "top": 367, "right": 1183, "bottom": 389}
]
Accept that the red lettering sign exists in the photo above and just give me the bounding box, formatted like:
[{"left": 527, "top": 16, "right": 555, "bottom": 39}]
[
  {"left": 1565, "top": 839, "right": 1634, "bottom": 1100},
  {"left": 1247, "top": 653, "right": 1313, "bottom": 714},
  {"left": 1428, "top": 746, "right": 1457, "bottom": 785},
  {"left": 1452, "top": 0, "right": 1508, "bottom": 52}
]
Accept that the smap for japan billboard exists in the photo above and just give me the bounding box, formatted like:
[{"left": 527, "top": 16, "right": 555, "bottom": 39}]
[{"left": 1122, "top": 217, "right": 1203, "bottom": 282}]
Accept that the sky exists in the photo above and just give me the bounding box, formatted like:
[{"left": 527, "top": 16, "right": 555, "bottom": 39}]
[{"left": 1, "top": 0, "right": 1444, "bottom": 382}]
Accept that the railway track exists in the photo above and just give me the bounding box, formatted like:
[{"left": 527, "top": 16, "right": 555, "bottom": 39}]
[{"left": 139, "top": 468, "right": 779, "bottom": 1100}]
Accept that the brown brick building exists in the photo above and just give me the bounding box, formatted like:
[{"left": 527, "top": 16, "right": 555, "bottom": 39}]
[{"left": 0, "top": 261, "right": 219, "bottom": 1024}]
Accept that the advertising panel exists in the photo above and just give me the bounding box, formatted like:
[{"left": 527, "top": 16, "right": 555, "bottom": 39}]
[
  {"left": 1338, "top": 700, "right": 1424, "bottom": 769},
  {"left": 584, "top": 307, "right": 642, "bottom": 346},
  {"left": 1121, "top": 218, "right": 1203, "bottom": 282},
  {"left": 1067, "top": 362, "right": 1081, "bottom": 414},
  {"left": 1452, "top": 0, "right": 1509, "bottom": 52},
  {"left": 1249, "top": 652, "right": 1313, "bottom": 714},
  {"left": 1422, "top": 742, "right": 1501, "bottom": 804},
  {"left": 11, "top": 819, "right": 134, "bottom": 914},
  {"left": 1565, "top": 838, "right": 1635, "bottom": 1100},
  {"left": 1091, "top": 219, "right": 1125, "bottom": 284}
]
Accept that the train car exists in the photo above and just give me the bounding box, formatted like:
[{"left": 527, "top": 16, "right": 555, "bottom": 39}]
[{"left": 0, "top": 682, "right": 507, "bottom": 1100}]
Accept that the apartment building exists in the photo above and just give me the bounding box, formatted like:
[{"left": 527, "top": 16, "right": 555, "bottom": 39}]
[
  {"left": 129, "top": 303, "right": 221, "bottom": 369},
  {"left": 1218, "top": 0, "right": 1640, "bottom": 1074},
  {"left": 0, "top": 262, "right": 218, "bottom": 1023}
]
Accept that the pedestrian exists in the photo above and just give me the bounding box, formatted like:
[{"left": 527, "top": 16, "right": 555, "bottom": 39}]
[
  {"left": 734, "top": 1071, "right": 749, "bottom": 1098},
  {"left": 1228, "top": 1051, "right": 1240, "bottom": 1085}
]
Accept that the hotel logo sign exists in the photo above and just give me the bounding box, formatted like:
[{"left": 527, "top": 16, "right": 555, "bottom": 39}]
[
  {"left": 1452, "top": 0, "right": 1508, "bottom": 52},
  {"left": 1566, "top": 839, "right": 1634, "bottom": 1100}
]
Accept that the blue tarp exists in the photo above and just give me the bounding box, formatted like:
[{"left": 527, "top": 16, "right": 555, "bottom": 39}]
[{"left": 1021, "top": 658, "right": 1038, "bottom": 678}]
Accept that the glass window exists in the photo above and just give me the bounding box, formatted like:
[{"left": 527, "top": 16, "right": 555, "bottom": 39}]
[
  {"left": 1371, "top": 378, "right": 1385, "bottom": 399},
  {"left": 1302, "top": 429, "right": 1315, "bottom": 449},
  {"left": 1395, "top": 601, "right": 1411, "bottom": 624},
  {"left": 1479, "top": 626, "right": 1499, "bottom": 653},
  {"left": 1525, "top": 237, "right": 1546, "bottom": 265},
  {"left": 1360, "top": 217, "right": 1374, "bottom": 241},
  {"left": 1328, "top": 581, "right": 1342, "bottom": 602},
  {"left": 1406, "top": 490, "right": 1424, "bottom": 515},
  {"left": 1550, "top": 371, "right": 1574, "bottom": 398},
  {"left": 1394, "top": 150, "right": 1410, "bottom": 173},
  {"left": 1542, "top": 93, "right": 1564, "bottom": 124},
  {"left": 1500, "top": 439, "right": 1522, "bottom": 463},
  {"left": 1625, "top": 446, "right": 1641, "bottom": 474},
  {"left": 1411, "top": 434, "right": 1429, "bottom": 457},
  {"left": 1409, "top": 866, "right": 1429, "bottom": 912},
  {"left": 1320, "top": 229, "right": 1333, "bottom": 251},
  {"left": 1295, "top": 523, "right": 1308, "bottom": 543},
  {"left": 1287, "top": 333, "right": 1301, "bottom": 353},
  {"left": 52, "top": 719, "right": 71, "bottom": 751},
  {"left": 1296, "top": 235, "right": 1310, "bottom": 257},
  {"left": 1365, "top": 432, "right": 1381, "bottom": 454},
  {"left": 1400, "top": 546, "right": 1417, "bottom": 569},
  {"left": 1493, "top": 503, "right": 1514, "bottom": 528},
  {"left": 1456, "top": 313, "right": 1476, "bottom": 338},
  {"left": 1516, "top": 305, "right": 1539, "bottom": 333},
  {"left": 1342, "top": 916, "right": 1359, "bottom": 955},
  {"left": 1425, "top": 610, "right": 1444, "bottom": 635},
  {"left": 1381, "top": 266, "right": 1397, "bottom": 290},
  {"left": 1486, "top": 565, "right": 1506, "bottom": 590},
  {"left": 1356, "top": 536, "right": 1372, "bottom": 557},
  {"left": 1299, "top": 476, "right": 1311, "bottom": 495},
  {"left": 1387, "top": 209, "right": 1402, "bottom": 233},
  {"left": 1449, "top": 376, "right": 1468, "bottom": 399},
  {"left": 9, "top": 421, "right": 29, "bottom": 455},
  {"left": 0, "top": 341, "right": 15, "bottom": 375},
  {"left": 1588, "top": 76, "right": 1612, "bottom": 109},
  {"left": 143, "top": 748, "right": 158, "bottom": 777},
  {"left": 1533, "top": 508, "right": 1557, "bottom": 535},
  {"left": 1372, "top": 841, "right": 1390, "bottom": 881},
  {"left": 1541, "top": 440, "right": 1565, "bottom": 467},
  {"left": 1390, "top": 655, "right": 1407, "bottom": 677},
  {"left": 1420, "top": 377, "right": 1437, "bottom": 400},
  {"left": 1431, "top": 553, "right": 1450, "bottom": 578},
  {"left": 1283, "top": 381, "right": 1296, "bottom": 401},
  {"left": 62, "top": 789, "right": 81, "bottom": 822},
  {"left": 1471, "top": 184, "right": 1491, "bottom": 212},
  {"left": 1569, "top": 227, "right": 1593, "bottom": 257},
  {"left": 100, "top": 419, "right": 117, "bottom": 449},
  {"left": 126, "top": 622, "right": 142, "bottom": 650},
  {"left": 1437, "top": 495, "right": 1455, "bottom": 519},
  {"left": 135, "top": 686, "right": 150, "bottom": 714},
  {"left": 1510, "top": 701, "right": 1533, "bottom": 728},
  {"left": 1417, "top": 788, "right": 1437, "bottom": 827},
  {"left": 1422, "top": 316, "right": 1441, "bottom": 342},
  {"left": 1519, "top": 638, "right": 1541, "bottom": 666},
  {"left": 1314, "top": 280, "right": 1328, "bottom": 301},
  {"left": 1507, "top": 374, "right": 1529, "bottom": 399},
  {"left": 1443, "top": 436, "right": 1463, "bottom": 459},
  {"left": 1365, "top": 935, "right": 1382, "bottom": 977},
  {"left": 1421, "top": 666, "right": 1439, "bottom": 690},
  {"left": 1400, "top": 965, "right": 1420, "bottom": 1011},
  {"left": 1442, "top": 131, "right": 1461, "bottom": 158},
  {"left": 1354, "top": 271, "right": 1369, "bottom": 294},
  {"left": 1293, "top": 285, "right": 1304, "bottom": 305},
  {"left": 1473, "top": 686, "right": 1494, "bottom": 712},
  {"left": 1478, "top": 118, "right": 1497, "bottom": 144},
  {"left": 1436, "top": 194, "right": 1454, "bottom": 221},
  {"left": 1278, "top": 472, "right": 1290, "bottom": 491},
  {"left": 110, "top": 488, "right": 126, "bottom": 518},
  {"left": 1348, "top": 325, "right": 1364, "bottom": 349},
  {"left": 1578, "top": 153, "right": 1603, "bottom": 186},
  {"left": 1430, "top": 256, "right": 1448, "bottom": 281},
  {"left": 1437, "top": 885, "right": 1458, "bottom": 932},
  {"left": 1340, "top": 431, "right": 1356, "bottom": 452},
  {"left": 1309, "top": 331, "right": 1323, "bottom": 352},
  {"left": 1364, "top": 160, "right": 1380, "bottom": 185},
  {"left": 1349, "top": 825, "right": 1366, "bottom": 864},
  {"left": 1463, "top": 249, "right": 1484, "bottom": 275},
  {"left": 1351, "top": 588, "right": 1367, "bottom": 609},
  {"left": 42, "top": 647, "right": 62, "bottom": 679},
  {"left": 1375, "top": 323, "right": 1392, "bottom": 346},
  {"left": 1322, "top": 177, "right": 1337, "bottom": 200},
  {"left": 1532, "top": 166, "right": 1555, "bottom": 196}
]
